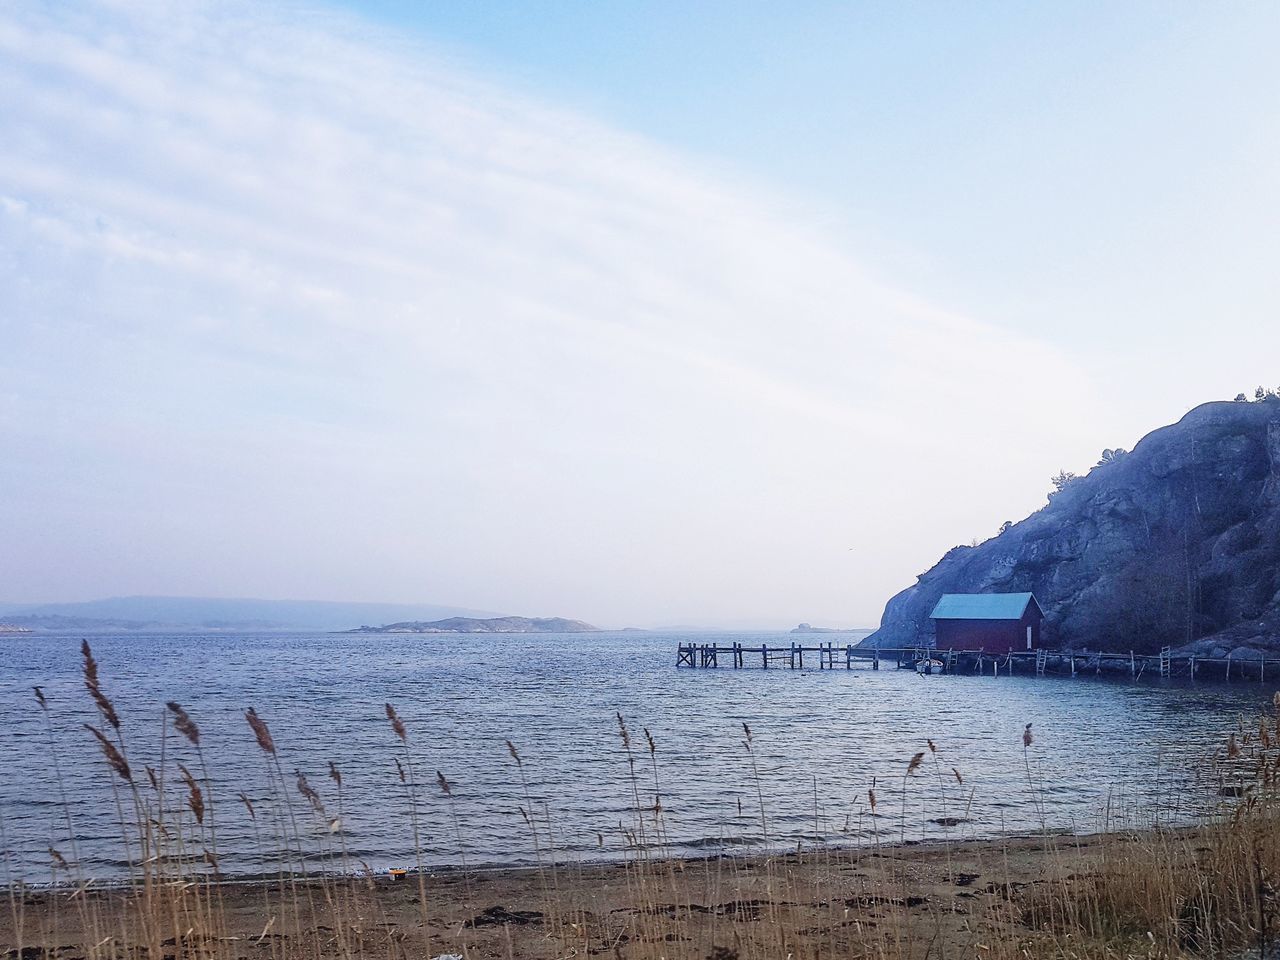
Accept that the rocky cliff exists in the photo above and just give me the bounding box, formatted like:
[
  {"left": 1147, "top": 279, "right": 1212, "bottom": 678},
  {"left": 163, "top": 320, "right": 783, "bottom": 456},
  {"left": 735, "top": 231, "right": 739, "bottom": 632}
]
[{"left": 865, "top": 399, "right": 1280, "bottom": 655}]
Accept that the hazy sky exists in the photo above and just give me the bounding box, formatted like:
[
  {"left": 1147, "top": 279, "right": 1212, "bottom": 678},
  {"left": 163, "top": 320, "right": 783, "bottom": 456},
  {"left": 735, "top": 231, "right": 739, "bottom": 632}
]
[{"left": 2, "top": 2, "right": 1277, "bottom": 628}]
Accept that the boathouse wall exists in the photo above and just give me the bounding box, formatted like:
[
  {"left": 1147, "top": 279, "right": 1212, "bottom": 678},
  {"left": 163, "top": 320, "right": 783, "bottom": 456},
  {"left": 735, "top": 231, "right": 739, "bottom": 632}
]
[{"left": 934, "top": 612, "right": 1041, "bottom": 651}]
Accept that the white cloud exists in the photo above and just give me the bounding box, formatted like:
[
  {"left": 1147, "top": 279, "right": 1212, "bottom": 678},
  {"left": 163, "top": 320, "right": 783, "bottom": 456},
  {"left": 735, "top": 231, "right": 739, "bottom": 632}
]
[{"left": 0, "top": 0, "right": 1102, "bottom": 624}]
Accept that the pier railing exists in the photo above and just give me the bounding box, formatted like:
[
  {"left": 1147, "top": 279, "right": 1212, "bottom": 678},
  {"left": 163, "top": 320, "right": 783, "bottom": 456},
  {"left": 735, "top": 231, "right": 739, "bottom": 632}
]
[{"left": 675, "top": 642, "right": 1280, "bottom": 681}]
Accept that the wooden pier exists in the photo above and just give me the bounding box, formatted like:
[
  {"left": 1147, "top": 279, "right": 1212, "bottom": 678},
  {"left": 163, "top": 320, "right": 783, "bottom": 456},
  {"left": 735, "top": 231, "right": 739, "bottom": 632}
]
[{"left": 676, "top": 642, "right": 1280, "bottom": 681}]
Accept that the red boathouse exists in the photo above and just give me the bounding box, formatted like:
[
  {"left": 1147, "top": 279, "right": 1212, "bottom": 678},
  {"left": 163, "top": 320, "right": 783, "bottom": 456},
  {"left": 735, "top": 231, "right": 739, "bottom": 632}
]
[{"left": 930, "top": 592, "right": 1044, "bottom": 651}]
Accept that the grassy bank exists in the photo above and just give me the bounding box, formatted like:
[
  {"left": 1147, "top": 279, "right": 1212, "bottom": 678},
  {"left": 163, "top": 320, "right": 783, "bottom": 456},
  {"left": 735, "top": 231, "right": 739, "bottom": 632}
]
[{"left": 3, "top": 642, "right": 1280, "bottom": 959}]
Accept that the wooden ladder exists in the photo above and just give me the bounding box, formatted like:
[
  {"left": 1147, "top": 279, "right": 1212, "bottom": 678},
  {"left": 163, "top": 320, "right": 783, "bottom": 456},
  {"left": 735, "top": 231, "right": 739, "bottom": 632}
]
[
  {"left": 1035, "top": 648, "right": 1048, "bottom": 675},
  {"left": 1159, "top": 646, "right": 1171, "bottom": 678}
]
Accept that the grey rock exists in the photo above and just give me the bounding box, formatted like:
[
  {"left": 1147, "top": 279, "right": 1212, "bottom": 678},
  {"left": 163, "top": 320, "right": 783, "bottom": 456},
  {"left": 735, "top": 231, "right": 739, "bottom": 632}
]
[{"left": 864, "top": 399, "right": 1280, "bottom": 655}]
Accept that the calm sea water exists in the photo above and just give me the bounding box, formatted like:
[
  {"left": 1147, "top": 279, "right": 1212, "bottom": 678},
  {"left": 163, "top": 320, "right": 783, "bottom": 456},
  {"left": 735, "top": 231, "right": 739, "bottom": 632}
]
[{"left": 0, "top": 631, "right": 1273, "bottom": 882}]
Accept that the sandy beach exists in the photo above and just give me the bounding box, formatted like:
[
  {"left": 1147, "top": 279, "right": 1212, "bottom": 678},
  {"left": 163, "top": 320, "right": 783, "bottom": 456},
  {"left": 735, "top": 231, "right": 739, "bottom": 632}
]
[{"left": 2, "top": 829, "right": 1204, "bottom": 960}]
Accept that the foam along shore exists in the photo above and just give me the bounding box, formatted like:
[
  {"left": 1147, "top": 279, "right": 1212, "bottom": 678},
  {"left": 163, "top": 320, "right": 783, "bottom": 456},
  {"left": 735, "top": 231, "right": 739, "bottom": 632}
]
[{"left": 3, "top": 825, "right": 1275, "bottom": 960}]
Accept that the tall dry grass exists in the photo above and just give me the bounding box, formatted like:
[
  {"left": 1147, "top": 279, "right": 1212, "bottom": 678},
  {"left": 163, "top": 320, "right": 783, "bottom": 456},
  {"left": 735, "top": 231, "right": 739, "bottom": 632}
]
[{"left": 2, "top": 642, "right": 1280, "bottom": 960}]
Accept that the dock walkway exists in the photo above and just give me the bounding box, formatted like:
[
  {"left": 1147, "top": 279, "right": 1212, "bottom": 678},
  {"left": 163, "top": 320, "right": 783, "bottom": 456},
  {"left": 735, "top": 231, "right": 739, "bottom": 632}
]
[{"left": 675, "top": 642, "right": 1280, "bottom": 681}]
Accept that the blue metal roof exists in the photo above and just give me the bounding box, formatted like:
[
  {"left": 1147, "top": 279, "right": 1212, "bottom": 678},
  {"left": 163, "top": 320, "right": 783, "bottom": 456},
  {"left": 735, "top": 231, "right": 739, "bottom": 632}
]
[{"left": 930, "top": 592, "right": 1039, "bottom": 620}]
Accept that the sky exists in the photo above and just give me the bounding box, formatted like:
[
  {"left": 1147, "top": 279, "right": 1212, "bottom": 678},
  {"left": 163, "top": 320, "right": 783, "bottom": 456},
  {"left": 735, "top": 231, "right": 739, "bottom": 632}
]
[{"left": 1, "top": 2, "right": 1277, "bottom": 628}]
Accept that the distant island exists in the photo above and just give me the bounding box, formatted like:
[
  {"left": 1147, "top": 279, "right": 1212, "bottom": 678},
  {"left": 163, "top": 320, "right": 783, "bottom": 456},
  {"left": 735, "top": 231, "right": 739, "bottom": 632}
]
[
  {"left": 347, "top": 616, "right": 600, "bottom": 634},
  {"left": 0, "top": 596, "right": 500, "bottom": 633},
  {"left": 0, "top": 623, "right": 33, "bottom": 634},
  {"left": 790, "top": 622, "right": 856, "bottom": 634}
]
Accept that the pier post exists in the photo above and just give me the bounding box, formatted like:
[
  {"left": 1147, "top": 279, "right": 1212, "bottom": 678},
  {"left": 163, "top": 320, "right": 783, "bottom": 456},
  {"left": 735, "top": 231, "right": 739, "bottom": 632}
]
[
  {"left": 762, "top": 644, "right": 769, "bottom": 669},
  {"left": 1190, "top": 655, "right": 1196, "bottom": 679},
  {"left": 846, "top": 644, "right": 853, "bottom": 669},
  {"left": 790, "top": 642, "right": 798, "bottom": 670},
  {"left": 1226, "top": 653, "right": 1232, "bottom": 682},
  {"left": 873, "top": 649, "right": 879, "bottom": 670},
  {"left": 1130, "top": 651, "right": 1135, "bottom": 677}
]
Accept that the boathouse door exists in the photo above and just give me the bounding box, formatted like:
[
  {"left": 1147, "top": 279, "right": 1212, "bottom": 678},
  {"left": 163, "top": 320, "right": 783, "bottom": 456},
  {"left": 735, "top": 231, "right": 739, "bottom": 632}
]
[{"left": 1026, "top": 626, "right": 1032, "bottom": 649}]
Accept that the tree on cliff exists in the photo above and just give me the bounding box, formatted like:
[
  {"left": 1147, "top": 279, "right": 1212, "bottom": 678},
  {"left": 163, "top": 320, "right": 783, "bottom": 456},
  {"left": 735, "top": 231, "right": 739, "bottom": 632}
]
[{"left": 1048, "top": 470, "right": 1079, "bottom": 498}]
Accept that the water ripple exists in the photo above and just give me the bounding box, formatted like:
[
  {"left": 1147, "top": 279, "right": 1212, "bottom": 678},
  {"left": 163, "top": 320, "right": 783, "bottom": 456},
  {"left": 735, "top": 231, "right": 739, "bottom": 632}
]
[{"left": 0, "top": 631, "right": 1269, "bottom": 881}]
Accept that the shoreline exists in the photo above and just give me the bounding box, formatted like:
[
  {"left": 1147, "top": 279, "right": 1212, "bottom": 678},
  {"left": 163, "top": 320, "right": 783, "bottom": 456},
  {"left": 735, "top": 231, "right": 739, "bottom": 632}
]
[
  {"left": 2, "top": 826, "right": 1207, "bottom": 959},
  {"left": 3, "top": 824, "right": 1099, "bottom": 891}
]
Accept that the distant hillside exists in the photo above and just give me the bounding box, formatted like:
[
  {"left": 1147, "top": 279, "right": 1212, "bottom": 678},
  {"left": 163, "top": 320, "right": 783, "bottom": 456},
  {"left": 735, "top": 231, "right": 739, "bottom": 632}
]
[
  {"left": 865, "top": 398, "right": 1280, "bottom": 656},
  {"left": 0, "top": 596, "right": 499, "bottom": 633},
  {"left": 350, "top": 616, "right": 599, "bottom": 634}
]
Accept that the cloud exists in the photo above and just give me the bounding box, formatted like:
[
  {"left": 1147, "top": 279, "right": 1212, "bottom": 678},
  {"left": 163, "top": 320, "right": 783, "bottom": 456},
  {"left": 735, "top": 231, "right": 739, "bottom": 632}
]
[{"left": 0, "top": 0, "right": 1100, "bottom": 624}]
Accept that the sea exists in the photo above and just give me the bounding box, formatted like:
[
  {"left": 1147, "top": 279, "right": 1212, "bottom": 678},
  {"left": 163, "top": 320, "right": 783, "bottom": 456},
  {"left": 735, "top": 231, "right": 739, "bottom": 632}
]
[{"left": 0, "top": 630, "right": 1273, "bottom": 883}]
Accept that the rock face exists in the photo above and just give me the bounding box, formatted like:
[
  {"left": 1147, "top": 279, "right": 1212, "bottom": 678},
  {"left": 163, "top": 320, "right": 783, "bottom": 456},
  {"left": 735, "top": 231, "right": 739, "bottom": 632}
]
[{"left": 865, "top": 399, "right": 1280, "bottom": 655}]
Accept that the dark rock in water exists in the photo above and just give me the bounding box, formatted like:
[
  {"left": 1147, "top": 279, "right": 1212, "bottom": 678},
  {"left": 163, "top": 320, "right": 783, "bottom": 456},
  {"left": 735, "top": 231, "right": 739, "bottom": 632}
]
[{"left": 864, "top": 399, "right": 1280, "bottom": 655}]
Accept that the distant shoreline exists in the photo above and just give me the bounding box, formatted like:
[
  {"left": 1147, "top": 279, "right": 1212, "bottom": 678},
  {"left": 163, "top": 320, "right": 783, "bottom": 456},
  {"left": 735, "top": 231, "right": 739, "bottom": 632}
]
[{"left": 345, "top": 615, "right": 601, "bottom": 634}]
